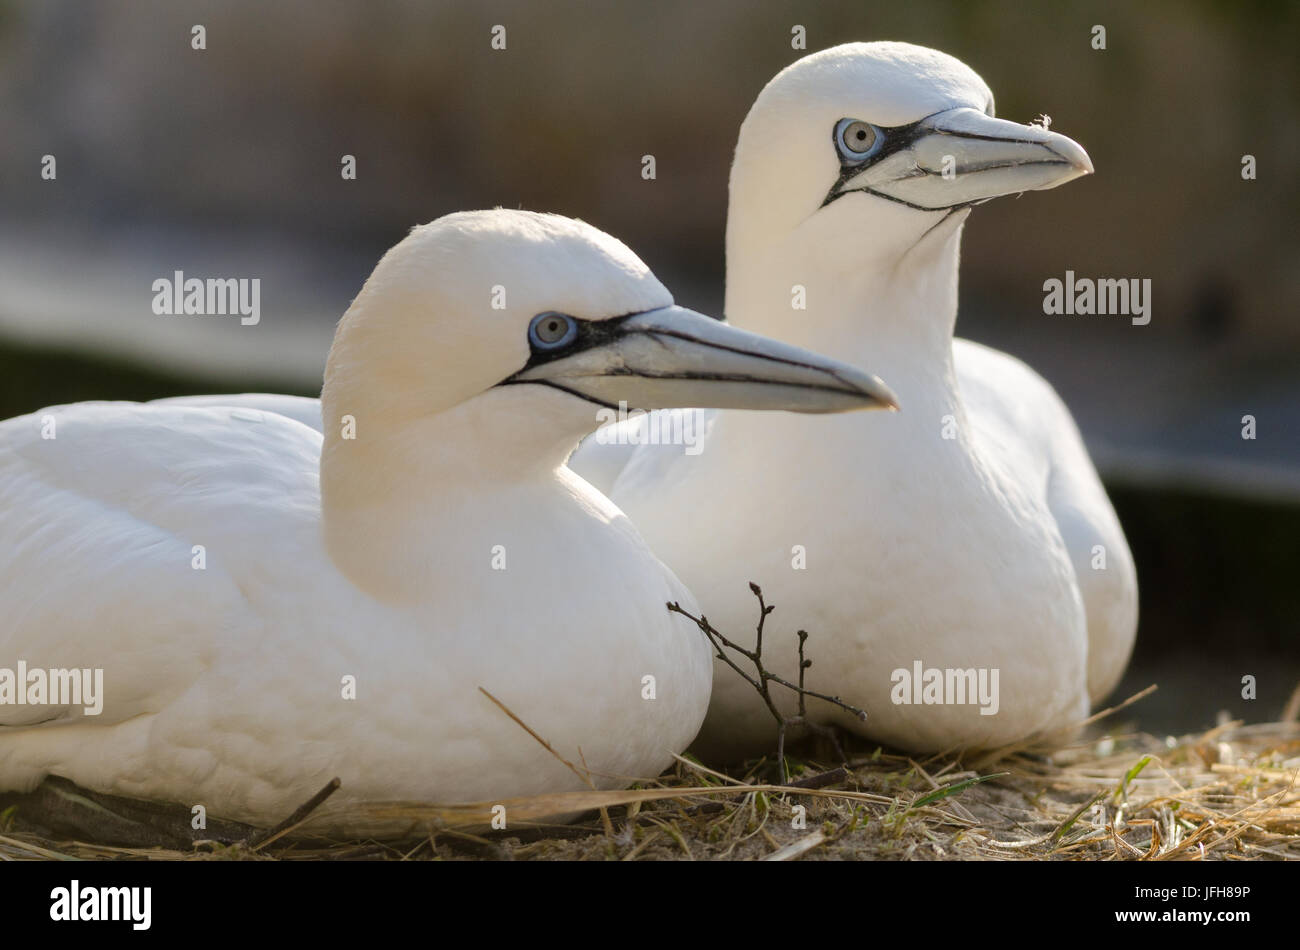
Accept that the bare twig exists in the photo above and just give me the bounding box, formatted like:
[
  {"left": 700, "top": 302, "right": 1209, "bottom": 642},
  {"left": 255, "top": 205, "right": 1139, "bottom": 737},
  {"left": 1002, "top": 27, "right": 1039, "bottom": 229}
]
[
  {"left": 479, "top": 686, "right": 624, "bottom": 838},
  {"left": 245, "top": 777, "right": 341, "bottom": 850},
  {"left": 668, "top": 583, "right": 868, "bottom": 780},
  {"left": 1077, "top": 683, "right": 1158, "bottom": 728},
  {"left": 479, "top": 687, "right": 595, "bottom": 790}
]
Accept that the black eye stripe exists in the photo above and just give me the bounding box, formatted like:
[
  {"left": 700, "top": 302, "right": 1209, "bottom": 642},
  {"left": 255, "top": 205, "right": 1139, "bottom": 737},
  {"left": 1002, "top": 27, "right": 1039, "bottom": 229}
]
[
  {"left": 514, "top": 312, "right": 637, "bottom": 373},
  {"left": 821, "top": 115, "right": 935, "bottom": 209}
]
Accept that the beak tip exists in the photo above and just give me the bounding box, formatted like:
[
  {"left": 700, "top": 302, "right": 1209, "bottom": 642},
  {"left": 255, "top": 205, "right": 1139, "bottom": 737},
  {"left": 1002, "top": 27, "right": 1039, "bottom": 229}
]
[
  {"left": 1049, "top": 133, "right": 1093, "bottom": 177},
  {"left": 864, "top": 376, "right": 900, "bottom": 412}
]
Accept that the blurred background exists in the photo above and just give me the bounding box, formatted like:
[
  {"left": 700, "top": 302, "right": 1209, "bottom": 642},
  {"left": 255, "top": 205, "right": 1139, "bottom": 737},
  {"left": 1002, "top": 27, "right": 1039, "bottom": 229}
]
[{"left": 0, "top": 0, "right": 1296, "bottom": 732}]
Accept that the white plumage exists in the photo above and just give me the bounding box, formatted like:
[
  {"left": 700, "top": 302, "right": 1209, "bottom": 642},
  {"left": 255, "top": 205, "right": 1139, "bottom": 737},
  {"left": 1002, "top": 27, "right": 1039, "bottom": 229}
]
[
  {"left": 573, "top": 43, "right": 1138, "bottom": 755},
  {"left": 0, "top": 209, "right": 896, "bottom": 824}
]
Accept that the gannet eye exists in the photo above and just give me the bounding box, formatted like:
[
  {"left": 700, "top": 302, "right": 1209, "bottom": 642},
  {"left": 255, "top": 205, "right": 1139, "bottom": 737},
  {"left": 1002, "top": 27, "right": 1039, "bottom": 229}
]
[
  {"left": 835, "top": 118, "right": 881, "bottom": 162},
  {"left": 528, "top": 312, "right": 578, "bottom": 350}
]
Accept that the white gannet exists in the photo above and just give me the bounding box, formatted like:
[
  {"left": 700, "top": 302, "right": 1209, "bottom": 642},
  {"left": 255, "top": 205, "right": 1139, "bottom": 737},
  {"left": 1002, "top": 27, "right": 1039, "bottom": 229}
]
[
  {"left": 573, "top": 42, "right": 1138, "bottom": 756},
  {"left": 0, "top": 209, "right": 896, "bottom": 826}
]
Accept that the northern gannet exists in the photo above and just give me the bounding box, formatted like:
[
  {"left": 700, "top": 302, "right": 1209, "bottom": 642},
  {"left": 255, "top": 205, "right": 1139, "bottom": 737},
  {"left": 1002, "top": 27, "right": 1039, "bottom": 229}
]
[
  {"left": 0, "top": 210, "right": 896, "bottom": 826},
  {"left": 573, "top": 43, "right": 1138, "bottom": 755}
]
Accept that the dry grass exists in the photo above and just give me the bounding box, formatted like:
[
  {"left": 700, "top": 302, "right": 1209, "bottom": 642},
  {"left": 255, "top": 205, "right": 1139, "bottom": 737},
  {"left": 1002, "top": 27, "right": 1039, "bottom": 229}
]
[{"left": 3, "top": 703, "right": 1298, "bottom": 861}]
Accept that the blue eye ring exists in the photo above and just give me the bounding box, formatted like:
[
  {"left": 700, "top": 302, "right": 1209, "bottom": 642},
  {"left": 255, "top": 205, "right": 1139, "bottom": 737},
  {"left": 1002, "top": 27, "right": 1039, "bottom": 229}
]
[
  {"left": 834, "top": 117, "right": 883, "bottom": 162},
  {"left": 528, "top": 311, "right": 578, "bottom": 350}
]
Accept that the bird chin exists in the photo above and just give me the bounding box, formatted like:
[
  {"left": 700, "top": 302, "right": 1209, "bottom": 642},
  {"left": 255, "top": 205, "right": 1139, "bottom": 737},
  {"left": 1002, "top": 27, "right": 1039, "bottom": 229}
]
[{"left": 899, "top": 205, "right": 970, "bottom": 261}]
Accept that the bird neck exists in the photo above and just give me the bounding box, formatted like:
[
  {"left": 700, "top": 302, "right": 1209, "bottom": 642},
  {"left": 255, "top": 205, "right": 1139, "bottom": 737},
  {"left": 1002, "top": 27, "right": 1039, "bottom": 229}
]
[
  {"left": 726, "top": 213, "right": 965, "bottom": 411},
  {"left": 318, "top": 385, "right": 586, "bottom": 603}
]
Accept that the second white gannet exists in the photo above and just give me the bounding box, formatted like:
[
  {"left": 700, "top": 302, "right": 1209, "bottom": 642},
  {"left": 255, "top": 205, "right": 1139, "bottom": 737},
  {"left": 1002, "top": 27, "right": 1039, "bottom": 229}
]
[
  {"left": 575, "top": 43, "right": 1138, "bottom": 755},
  {"left": 0, "top": 210, "right": 895, "bottom": 826}
]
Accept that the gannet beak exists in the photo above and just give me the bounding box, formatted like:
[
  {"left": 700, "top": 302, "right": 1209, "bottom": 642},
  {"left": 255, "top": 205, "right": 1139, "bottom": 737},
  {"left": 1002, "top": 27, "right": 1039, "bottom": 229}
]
[
  {"left": 831, "top": 107, "right": 1093, "bottom": 210},
  {"left": 506, "top": 304, "right": 898, "bottom": 413}
]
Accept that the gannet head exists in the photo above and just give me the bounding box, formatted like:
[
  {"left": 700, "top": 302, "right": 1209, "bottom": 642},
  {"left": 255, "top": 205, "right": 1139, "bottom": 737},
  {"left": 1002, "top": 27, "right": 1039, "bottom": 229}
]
[
  {"left": 323, "top": 209, "right": 897, "bottom": 441},
  {"left": 728, "top": 42, "right": 1093, "bottom": 270}
]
